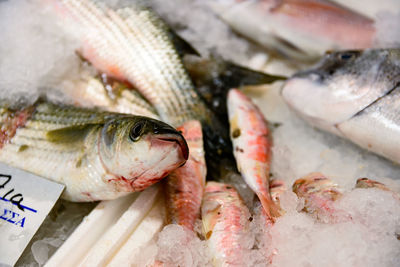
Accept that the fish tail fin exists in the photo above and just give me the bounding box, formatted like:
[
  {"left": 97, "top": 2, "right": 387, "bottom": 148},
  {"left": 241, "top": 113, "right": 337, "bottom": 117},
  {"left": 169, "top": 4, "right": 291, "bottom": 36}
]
[{"left": 258, "top": 193, "right": 282, "bottom": 220}]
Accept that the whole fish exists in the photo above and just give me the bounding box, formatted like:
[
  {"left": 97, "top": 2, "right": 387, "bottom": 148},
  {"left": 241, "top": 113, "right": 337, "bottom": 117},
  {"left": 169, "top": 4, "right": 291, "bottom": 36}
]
[
  {"left": 201, "top": 181, "right": 252, "bottom": 267},
  {"left": 282, "top": 49, "right": 400, "bottom": 164},
  {"left": 227, "top": 89, "right": 280, "bottom": 219},
  {"left": 292, "top": 172, "right": 342, "bottom": 220},
  {"left": 0, "top": 100, "right": 188, "bottom": 201},
  {"left": 165, "top": 120, "right": 206, "bottom": 231},
  {"left": 208, "top": 0, "right": 375, "bottom": 60}
]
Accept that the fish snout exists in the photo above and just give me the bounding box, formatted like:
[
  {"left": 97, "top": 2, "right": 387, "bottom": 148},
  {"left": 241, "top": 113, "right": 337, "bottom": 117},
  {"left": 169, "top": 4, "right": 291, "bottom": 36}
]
[{"left": 154, "top": 130, "right": 189, "bottom": 161}]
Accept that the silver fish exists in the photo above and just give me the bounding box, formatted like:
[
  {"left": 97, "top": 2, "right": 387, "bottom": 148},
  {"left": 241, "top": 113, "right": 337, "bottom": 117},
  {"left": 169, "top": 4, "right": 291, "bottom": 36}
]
[
  {"left": 0, "top": 100, "right": 188, "bottom": 201},
  {"left": 208, "top": 0, "right": 375, "bottom": 60},
  {"left": 282, "top": 49, "right": 400, "bottom": 163}
]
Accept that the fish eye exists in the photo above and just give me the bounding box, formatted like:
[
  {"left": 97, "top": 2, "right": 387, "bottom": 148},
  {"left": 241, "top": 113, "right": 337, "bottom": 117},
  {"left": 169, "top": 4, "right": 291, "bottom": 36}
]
[
  {"left": 129, "top": 121, "right": 144, "bottom": 141},
  {"left": 338, "top": 51, "right": 358, "bottom": 61}
]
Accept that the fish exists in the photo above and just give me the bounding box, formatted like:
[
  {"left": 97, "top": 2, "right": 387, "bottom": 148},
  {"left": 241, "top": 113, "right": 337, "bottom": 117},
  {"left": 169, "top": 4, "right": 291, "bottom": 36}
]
[
  {"left": 208, "top": 0, "right": 375, "bottom": 60},
  {"left": 201, "top": 181, "right": 252, "bottom": 267},
  {"left": 165, "top": 120, "right": 206, "bottom": 231},
  {"left": 282, "top": 49, "right": 400, "bottom": 164},
  {"left": 227, "top": 89, "right": 280, "bottom": 219},
  {"left": 0, "top": 100, "right": 188, "bottom": 201},
  {"left": 51, "top": 0, "right": 209, "bottom": 127},
  {"left": 292, "top": 172, "right": 342, "bottom": 220}
]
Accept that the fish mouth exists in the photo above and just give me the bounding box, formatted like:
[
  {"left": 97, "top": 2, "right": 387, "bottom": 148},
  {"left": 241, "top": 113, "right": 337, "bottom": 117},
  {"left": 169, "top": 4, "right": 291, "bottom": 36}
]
[{"left": 155, "top": 134, "right": 189, "bottom": 161}]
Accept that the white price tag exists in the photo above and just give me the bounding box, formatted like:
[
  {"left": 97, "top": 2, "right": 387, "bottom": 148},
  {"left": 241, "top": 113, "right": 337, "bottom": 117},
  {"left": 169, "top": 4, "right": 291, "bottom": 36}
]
[{"left": 0, "top": 163, "right": 65, "bottom": 266}]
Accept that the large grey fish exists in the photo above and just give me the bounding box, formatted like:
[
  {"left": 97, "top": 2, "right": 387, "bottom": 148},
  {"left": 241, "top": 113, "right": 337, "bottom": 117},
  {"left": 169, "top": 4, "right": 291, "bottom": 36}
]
[
  {"left": 282, "top": 49, "right": 400, "bottom": 163},
  {"left": 0, "top": 100, "right": 188, "bottom": 201},
  {"left": 208, "top": 0, "right": 375, "bottom": 60}
]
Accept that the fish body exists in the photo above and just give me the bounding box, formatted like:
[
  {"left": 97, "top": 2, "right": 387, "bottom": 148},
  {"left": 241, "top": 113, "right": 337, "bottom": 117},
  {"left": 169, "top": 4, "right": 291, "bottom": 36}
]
[
  {"left": 282, "top": 49, "right": 400, "bottom": 164},
  {"left": 0, "top": 100, "right": 188, "bottom": 201},
  {"left": 201, "top": 182, "right": 252, "bottom": 267},
  {"left": 208, "top": 0, "right": 375, "bottom": 60},
  {"left": 227, "top": 89, "right": 279, "bottom": 219},
  {"left": 292, "top": 172, "right": 342, "bottom": 220},
  {"left": 52, "top": 0, "right": 208, "bottom": 127},
  {"left": 64, "top": 71, "right": 158, "bottom": 118},
  {"left": 165, "top": 120, "right": 206, "bottom": 231}
]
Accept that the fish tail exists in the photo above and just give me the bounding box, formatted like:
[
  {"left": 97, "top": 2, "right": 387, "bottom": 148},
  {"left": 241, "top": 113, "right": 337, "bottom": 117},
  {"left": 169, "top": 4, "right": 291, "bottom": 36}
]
[{"left": 258, "top": 193, "right": 281, "bottom": 220}]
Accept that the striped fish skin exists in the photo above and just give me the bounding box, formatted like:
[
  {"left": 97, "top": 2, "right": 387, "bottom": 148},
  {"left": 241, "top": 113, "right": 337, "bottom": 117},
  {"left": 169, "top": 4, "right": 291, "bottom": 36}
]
[
  {"left": 282, "top": 49, "right": 400, "bottom": 164},
  {"left": 201, "top": 182, "right": 252, "bottom": 267},
  {"left": 208, "top": 0, "right": 375, "bottom": 60},
  {"left": 64, "top": 71, "right": 158, "bottom": 118},
  {"left": 227, "top": 89, "right": 279, "bottom": 219},
  {"left": 165, "top": 120, "right": 206, "bottom": 231},
  {"left": 0, "top": 101, "right": 188, "bottom": 201},
  {"left": 53, "top": 0, "right": 209, "bottom": 127},
  {"left": 292, "top": 172, "right": 342, "bottom": 219}
]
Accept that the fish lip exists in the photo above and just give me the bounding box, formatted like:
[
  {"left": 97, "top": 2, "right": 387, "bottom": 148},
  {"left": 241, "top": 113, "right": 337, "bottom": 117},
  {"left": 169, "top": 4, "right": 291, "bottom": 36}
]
[{"left": 156, "top": 134, "right": 189, "bottom": 161}]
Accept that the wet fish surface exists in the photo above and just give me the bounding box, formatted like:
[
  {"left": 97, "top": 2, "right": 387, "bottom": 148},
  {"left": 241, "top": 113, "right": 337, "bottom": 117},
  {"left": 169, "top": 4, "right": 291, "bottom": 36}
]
[
  {"left": 64, "top": 71, "right": 159, "bottom": 119},
  {"left": 0, "top": 100, "right": 188, "bottom": 201},
  {"left": 208, "top": 0, "right": 375, "bottom": 60},
  {"left": 201, "top": 181, "right": 252, "bottom": 267},
  {"left": 52, "top": 0, "right": 208, "bottom": 126},
  {"left": 282, "top": 49, "right": 400, "bottom": 164},
  {"left": 227, "top": 89, "right": 279, "bottom": 219},
  {"left": 165, "top": 120, "right": 206, "bottom": 231}
]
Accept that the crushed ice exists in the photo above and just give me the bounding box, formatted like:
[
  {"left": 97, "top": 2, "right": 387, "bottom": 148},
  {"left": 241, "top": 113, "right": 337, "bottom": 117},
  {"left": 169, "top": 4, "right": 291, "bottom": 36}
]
[{"left": 0, "top": 0, "right": 399, "bottom": 266}]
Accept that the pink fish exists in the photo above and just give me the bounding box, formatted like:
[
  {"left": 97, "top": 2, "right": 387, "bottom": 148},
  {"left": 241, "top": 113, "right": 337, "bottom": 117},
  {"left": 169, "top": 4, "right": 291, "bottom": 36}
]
[
  {"left": 165, "top": 120, "right": 207, "bottom": 231},
  {"left": 201, "top": 182, "right": 252, "bottom": 266},
  {"left": 227, "top": 89, "right": 280, "bottom": 219}
]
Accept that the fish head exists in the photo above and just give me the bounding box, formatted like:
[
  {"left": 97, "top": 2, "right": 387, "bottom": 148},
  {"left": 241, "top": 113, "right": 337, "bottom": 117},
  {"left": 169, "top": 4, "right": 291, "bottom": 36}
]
[
  {"left": 282, "top": 49, "right": 399, "bottom": 133},
  {"left": 99, "top": 116, "right": 189, "bottom": 191},
  {"left": 292, "top": 172, "right": 341, "bottom": 202}
]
